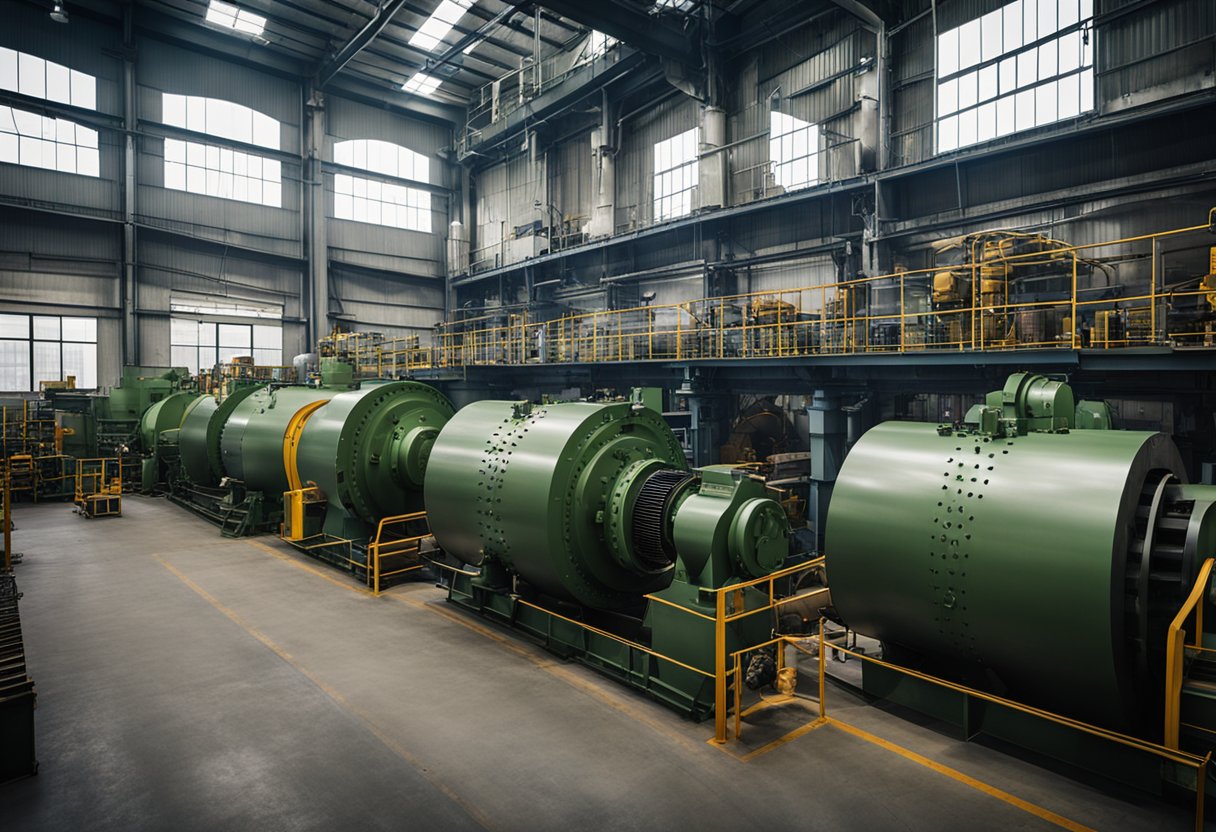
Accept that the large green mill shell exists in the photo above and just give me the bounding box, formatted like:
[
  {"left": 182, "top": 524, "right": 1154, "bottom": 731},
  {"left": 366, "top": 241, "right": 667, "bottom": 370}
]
[
  {"left": 139, "top": 390, "right": 201, "bottom": 450},
  {"left": 825, "top": 422, "right": 1185, "bottom": 729},
  {"left": 220, "top": 386, "right": 341, "bottom": 497},
  {"left": 296, "top": 381, "right": 454, "bottom": 528},
  {"left": 425, "top": 400, "right": 687, "bottom": 609},
  {"left": 178, "top": 385, "right": 265, "bottom": 487}
]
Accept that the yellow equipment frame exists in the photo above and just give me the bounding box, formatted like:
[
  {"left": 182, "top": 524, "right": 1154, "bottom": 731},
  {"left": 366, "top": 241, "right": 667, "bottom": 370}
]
[{"left": 74, "top": 457, "right": 122, "bottom": 518}]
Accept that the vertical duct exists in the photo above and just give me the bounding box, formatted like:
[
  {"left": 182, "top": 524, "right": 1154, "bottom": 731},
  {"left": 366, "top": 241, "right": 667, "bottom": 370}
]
[
  {"left": 447, "top": 220, "right": 470, "bottom": 277},
  {"left": 586, "top": 127, "right": 615, "bottom": 238},
  {"left": 700, "top": 106, "right": 727, "bottom": 210}
]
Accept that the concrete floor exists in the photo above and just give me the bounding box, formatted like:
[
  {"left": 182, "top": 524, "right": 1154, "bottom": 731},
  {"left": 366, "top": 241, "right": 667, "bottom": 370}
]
[{"left": 1, "top": 496, "right": 1194, "bottom": 831}]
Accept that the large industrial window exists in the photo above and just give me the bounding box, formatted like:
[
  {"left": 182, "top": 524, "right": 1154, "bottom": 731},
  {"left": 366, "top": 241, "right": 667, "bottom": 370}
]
[
  {"left": 332, "top": 139, "right": 431, "bottom": 233},
  {"left": 170, "top": 318, "right": 282, "bottom": 375},
  {"left": 0, "top": 48, "right": 99, "bottom": 177},
  {"left": 769, "top": 111, "right": 819, "bottom": 191},
  {"left": 0, "top": 314, "right": 97, "bottom": 391},
  {"left": 161, "top": 93, "right": 282, "bottom": 207},
  {"left": 653, "top": 127, "right": 699, "bottom": 223},
  {"left": 936, "top": 0, "right": 1094, "bottom": 153}
]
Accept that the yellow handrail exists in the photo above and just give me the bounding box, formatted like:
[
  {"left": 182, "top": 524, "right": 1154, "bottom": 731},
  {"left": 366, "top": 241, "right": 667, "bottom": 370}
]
[
  {"left": 1165, "top": 556, "right": 1215, "bottom": 749},
  {"left": 325, "top": 209, "right": 1216, "bottom": 375},
  {"left": 368, "top": 510, "right": 430, "bottom": 595}
]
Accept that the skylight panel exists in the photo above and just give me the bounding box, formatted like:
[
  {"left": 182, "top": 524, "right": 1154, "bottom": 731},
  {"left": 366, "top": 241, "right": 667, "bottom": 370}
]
[
  {"left": 206, "top": 0, "right": 266, "bottom": 37},
  {"left": 409, "top": 0, "right": 474, "bottom": 52},
  {"left": 402, "top": 73, "right": 442, "bottom": 97}
]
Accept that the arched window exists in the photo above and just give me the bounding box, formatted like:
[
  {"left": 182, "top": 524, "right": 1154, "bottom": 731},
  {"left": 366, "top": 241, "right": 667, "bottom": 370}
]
[
  {"left": 0, "top": 48, "right": 99, "bottom": 177},
  {"left": 161, "top": 93, "right": 282, "bottom": 207},
  {"left": 332, "top": 139, "right": 431, "bottom": 233}
]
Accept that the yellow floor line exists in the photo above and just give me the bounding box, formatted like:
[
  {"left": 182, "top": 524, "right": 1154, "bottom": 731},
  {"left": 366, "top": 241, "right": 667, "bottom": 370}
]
[
  {"left": 154, "top": 554, "right": 496, "bottom": 832},
  {"left": 242, "top": 538, "right": 374, "bottom": 597},
  {"left": 231, "top": 540, "right": 798, "bottom": 762},
  {"left": 386, "top": 591, "right": 709, "bottom": 757},
  {"left": 827, "top": 717, "right": 1095, "bottom": 832},
  {"left": 707, "top": 714, "right": 828, "bottom": 762}
]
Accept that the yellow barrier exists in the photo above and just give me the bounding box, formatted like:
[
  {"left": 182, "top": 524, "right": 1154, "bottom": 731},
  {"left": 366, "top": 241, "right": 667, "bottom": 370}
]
[
  {"left": 367, "top": 511, "right": 430, "bottom": 595},
  {"left": 279, "top": 498, "right": 430, "bottom": 595},
  {"left": 74, "top": 457, "right": 122, "bottom": 518}
]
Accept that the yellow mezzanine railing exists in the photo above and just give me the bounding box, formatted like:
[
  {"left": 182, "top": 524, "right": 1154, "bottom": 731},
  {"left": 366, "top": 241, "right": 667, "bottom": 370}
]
[{"left": 328, "top": 209, "right": 1216, "bottom": 376}]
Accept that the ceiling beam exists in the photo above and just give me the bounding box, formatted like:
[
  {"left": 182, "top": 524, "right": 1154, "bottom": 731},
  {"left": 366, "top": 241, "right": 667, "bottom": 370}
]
[
  {"left": 824, "top": 0, "right": 893, "bottom": 30},
  {"left": 315, "top": 0, "right": 411, "bottom": 88},
  {"left": 423, "top": 0, "right": 529, "bottom": 75},
  {"left": 532, "top": 0, "right": 694, "bottom": 63}
]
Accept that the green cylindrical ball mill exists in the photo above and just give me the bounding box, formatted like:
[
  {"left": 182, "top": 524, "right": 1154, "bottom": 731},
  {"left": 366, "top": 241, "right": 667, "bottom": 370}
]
[
  {"left": 139, "top": 391, "right": 201, "bottom": 451},
  {"left": 295, "top": 381, "right": 455, "bottom": 532},
  {"left": 220, "top": 385, "right": 343, "bottom": 497},
  {"left": 425, "top": 400, "right": 690, "bottom": 609},
  {"left": 178, "top": 385, "right": 265, "bottom": 487},
  {"left": 825, "top": 422, "right": 1216, "bottom": 732}
]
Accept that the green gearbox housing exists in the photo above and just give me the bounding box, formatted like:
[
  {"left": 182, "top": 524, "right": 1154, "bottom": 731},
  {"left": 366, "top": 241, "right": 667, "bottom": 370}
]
[{"left": 426, "top": 398, "right": 790, "bottom": 717}]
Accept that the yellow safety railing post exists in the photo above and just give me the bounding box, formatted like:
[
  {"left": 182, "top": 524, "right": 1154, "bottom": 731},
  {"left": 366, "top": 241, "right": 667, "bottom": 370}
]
[
  {"left": 677, "top": 306, "right": 683, "bottom": 361},
  {"left": 2, "top": 467, "right": 11, "bottom": 572},
  {"left": 1071, "top": 254, "right": 1079, "bottom": 349},
  {"left": 818, "top": 617, "right": 826, "bottom": 720},
  {"left": 1151, "top": 236, "right": 1159, "bottom": 345},
  {"left": 717, "top": 298, "right": 724, "bottom": 358},
  {"left": 714, "top": 588, "right": 728, "bottom": 743},
  {"left": 1165, "top": 557, "right": 1215, "bottom": 749},
  {"left": 900, "top": 272, "right": 906, "bottom": 353},
  {"left": 733, "top": 657, "right": 743, "bottom": 741}
]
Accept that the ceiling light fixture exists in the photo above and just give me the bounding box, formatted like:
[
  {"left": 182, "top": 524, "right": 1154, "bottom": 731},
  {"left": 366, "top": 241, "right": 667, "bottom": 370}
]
[{"left": 50, "top": 1, "right": 69, "bottom": 23}]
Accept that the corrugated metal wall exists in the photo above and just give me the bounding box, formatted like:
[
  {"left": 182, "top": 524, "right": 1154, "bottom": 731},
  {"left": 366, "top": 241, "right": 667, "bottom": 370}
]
[
  {"left": 324, "top": 96, "right": 451, "bottom": 337},
  {"left": 472, "top": 11, "right": 875, "bottom": 275},
  {"left": 613, "top": 94, "right": 701, "bottom": 231},
  {"left": 729, "top": 13, "right": 873, "bottom": 201},
  {"left": 887, "top": 0, "right": 1216, "bottom": 168},
  {"left": 473, "top": 151, "right": 547, "bottom": 271},
  {"left": 0, "top": 4, "right": 455, "bottom": 385}
]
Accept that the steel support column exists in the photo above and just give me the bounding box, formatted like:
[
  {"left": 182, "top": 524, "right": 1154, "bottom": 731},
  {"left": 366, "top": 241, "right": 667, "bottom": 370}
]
[
  {"left": 122, "top": 6, "right": 137, "bottom": 364},
  {"left": 306, "top": 91, "right": 328, "bottom": 348}
]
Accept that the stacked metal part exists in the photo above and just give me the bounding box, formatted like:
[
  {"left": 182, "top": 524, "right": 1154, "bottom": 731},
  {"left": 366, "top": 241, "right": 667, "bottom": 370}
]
[
  {"left": 826, "top": 373, "right": 1216, "bottom": 739},
  {"left": 426, "top": 397, "right": 790, "bottom": 716}
]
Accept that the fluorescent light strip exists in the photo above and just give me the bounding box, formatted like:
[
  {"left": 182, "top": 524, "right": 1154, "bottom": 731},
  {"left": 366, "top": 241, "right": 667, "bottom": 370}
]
[
  {"left": 409, "top": 0, "right": 474, "bottom": 52},
  {"left": 402, "top": 73, "right": 442, "bottom": 96},
  {"left": 206, "top": 0, "right": 266, "bottom": 36}
]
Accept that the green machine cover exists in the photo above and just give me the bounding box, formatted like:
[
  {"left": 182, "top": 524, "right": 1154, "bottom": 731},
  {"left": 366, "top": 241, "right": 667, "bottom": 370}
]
[
  {"left": 295, "top": 381, "right": 455, "bottom": 537},
  {"left": 426, "top": 400, "right": 689, "bottom": 609},
  {"left": 177, "top": 385, "right": 264, "bottom": 487},
  {"left": 219, "top": 386, "right": 343, "bottom": 497},
  {"left": 826, "top": 422, "right": 1188, "bottom": 729}
]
